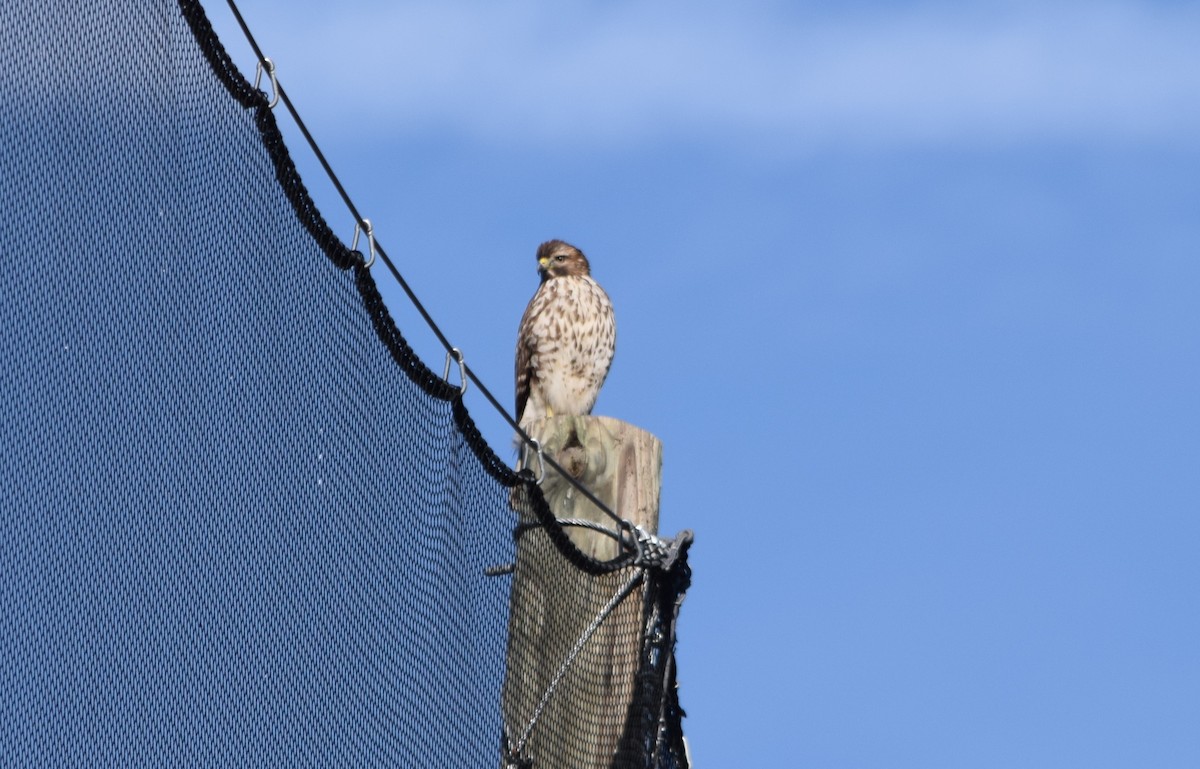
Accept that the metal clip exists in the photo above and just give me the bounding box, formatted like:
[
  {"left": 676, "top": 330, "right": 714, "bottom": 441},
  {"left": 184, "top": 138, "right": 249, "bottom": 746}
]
[
  {"left": 351, "top": 219, "right": 375, "bottom": 269},
  {"left": 442, "top": 347, "right": 468, "bottom": 396},
  {"left": 253, "top": 57, "right": 280, "bottom": 109},
  {"left": 526, "top": 439, "right": 546, "bottom": 485}
]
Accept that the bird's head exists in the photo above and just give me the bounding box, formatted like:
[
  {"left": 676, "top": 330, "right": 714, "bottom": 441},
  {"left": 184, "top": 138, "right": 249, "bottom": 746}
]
[{"left": 536, "top": 240, "right": 590, "bottom": 281}]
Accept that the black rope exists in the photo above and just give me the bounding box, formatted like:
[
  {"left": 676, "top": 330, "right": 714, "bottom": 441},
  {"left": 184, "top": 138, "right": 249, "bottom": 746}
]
[
  {"left": 520, "top": 480, "right": 638, "bottom": 575},
  {"left": 225, "top": 0, "right": 453, "bottom": 352},
  {"left": 355, "top": 264, "right": 460, "bottom": 400},
  {"left": 178, "top": 0, "right": 638, "bottom": 565},
  {"left": 220, "top": 0, "right": 628, "bottom": 532}
]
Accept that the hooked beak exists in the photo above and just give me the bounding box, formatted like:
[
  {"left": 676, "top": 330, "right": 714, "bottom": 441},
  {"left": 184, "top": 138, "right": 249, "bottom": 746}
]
[{"left": 537, "top": 256, "right": 550, "bottom": 275}]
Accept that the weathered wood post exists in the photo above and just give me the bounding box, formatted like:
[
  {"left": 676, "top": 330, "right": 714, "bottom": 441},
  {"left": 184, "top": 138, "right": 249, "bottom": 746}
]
[{"left": 502, "top": 415, "right": 661, "bottom": 769}]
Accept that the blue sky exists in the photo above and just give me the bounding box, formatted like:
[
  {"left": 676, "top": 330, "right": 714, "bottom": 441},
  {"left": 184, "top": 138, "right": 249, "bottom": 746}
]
[{"left": 208, "top": 2, "right": 1200, "bottom": 766}]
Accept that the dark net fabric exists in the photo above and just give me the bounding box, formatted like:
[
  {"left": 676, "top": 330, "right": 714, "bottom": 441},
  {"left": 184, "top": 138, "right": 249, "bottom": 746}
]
[
  {"left": 501, "top": 485, "right": 692, "bottom": 769},
  {"left": 0, "top": 2, "right": 689, "bottom": 767}
]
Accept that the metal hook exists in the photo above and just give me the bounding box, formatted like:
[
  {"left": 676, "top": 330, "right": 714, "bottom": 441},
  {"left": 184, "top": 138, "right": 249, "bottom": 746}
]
[
  {"left": 442, "top": 347, "right": 468, "bottom": 396},
  {"left": 351, "top": 219, "right": 376, "bottom": 269},
  {"left": 253, "top": 57, "right": 280, "bottom": 109},
  {"left": 526, "top": 439, "right": 546, "bottom": 485}
]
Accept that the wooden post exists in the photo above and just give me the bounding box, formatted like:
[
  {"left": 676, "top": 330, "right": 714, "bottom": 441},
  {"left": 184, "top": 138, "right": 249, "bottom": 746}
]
[{"left": 502, "top": 415, "right": 661, "bottom": 769}]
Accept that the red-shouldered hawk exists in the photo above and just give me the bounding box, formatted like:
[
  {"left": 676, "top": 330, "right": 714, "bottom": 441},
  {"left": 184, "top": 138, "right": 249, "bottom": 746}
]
[{"left": 515, "top": 240, "right": 616, "bottom": 434}]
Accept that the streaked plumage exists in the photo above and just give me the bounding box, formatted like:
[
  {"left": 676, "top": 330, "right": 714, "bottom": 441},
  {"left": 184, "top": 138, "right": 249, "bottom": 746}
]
[{"left": 515, "top": 240, "right": 616, "bottom": 433}]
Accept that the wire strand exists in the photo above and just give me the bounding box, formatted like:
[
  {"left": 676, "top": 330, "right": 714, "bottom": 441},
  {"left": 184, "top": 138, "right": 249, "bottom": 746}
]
[{"left": 224, "top": 0, "right": 627, "bottom": 528}]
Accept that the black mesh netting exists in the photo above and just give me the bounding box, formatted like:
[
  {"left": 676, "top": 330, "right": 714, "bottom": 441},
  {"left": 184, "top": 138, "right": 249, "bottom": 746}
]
[{"left": 0, "top": 1, "right": 690, "bottom": 767}]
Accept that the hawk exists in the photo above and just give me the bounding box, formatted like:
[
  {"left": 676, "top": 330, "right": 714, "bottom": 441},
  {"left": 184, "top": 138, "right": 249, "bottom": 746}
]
[{"left": 515, "top": 240, "right": 616, "bottom": 434}]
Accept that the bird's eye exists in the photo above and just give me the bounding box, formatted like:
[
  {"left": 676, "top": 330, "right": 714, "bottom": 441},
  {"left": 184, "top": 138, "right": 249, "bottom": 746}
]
[{"left": 554, "top": 254, "right": 567, "bottom": 263}]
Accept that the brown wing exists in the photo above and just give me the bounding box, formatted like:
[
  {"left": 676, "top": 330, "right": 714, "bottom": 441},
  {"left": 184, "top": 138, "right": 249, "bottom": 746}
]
[{"left": 514, "top": 291, "right": 540, "bottom": 424}]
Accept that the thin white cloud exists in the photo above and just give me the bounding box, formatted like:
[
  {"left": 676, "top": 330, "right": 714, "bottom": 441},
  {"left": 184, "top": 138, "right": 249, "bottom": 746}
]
[{"left": 229, "top": 0, "right": 1200, "bottom": 151}]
